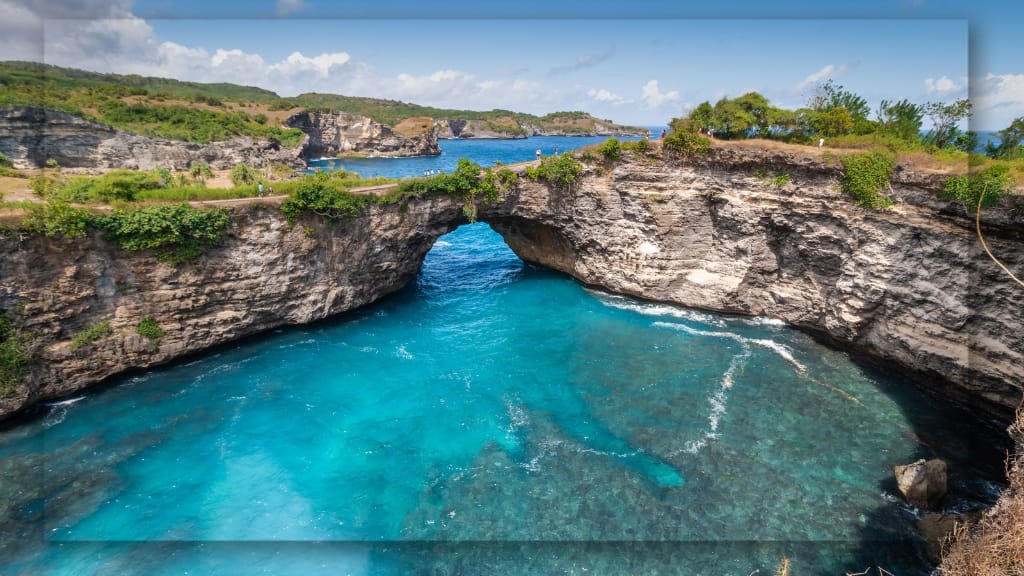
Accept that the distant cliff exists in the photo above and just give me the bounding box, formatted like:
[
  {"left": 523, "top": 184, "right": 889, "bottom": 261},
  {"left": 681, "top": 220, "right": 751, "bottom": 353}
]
[
  {"left": 285, "top": 110, "right": 441, "bottom": 158},
  {"left": 0, "top": 106, "right": 442, "bottom": 169},
  {"left": 434, "top": 117, "right": 648, "bottom": 139},
  {"left": 0, "top": 107, "right": 305, "bottom": 170}
]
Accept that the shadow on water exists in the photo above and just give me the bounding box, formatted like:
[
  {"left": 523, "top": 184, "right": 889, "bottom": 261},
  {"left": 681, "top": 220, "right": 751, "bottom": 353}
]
[{"left": 831, "top": 357, "right": 1013, "bottom": 576}]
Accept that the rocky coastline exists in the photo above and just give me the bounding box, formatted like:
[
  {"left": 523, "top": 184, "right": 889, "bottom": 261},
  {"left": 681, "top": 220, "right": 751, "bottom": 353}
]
[{"left": 1, "top": 143, "right": 1020, "bottom": 426}]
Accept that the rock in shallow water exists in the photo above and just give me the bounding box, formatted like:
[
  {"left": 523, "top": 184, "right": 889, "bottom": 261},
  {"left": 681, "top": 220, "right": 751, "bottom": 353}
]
[{"left": 894, "top": 458, "right": 948, "bottom": 509}]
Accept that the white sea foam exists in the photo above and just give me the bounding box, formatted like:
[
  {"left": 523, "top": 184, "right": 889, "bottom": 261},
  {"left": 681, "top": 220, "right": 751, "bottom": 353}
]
[
  {"left": 47, "top": 396, "right": 85, "bottom": 408},
  {"left": 652, "top": 322, "right": 805, "bottom": 372},
  {"left": 588, "top": 291, "right": 727, "bottom": 327},
  {"left": 396, "top": 345, "right": 414, "bottom": 360},
  {"left": 743, "top": 316, "right": 787, "bottom": 327}
]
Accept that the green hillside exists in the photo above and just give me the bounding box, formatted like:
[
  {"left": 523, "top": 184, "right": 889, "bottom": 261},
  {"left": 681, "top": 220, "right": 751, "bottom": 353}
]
[{"left": 0, "top": 61, "right": 643, "bottom": 143}]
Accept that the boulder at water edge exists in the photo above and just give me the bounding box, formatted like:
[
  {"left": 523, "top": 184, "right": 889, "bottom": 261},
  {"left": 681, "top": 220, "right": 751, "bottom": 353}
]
[{"left": 894, "top": 458, "right": 948, "bottom": 509}]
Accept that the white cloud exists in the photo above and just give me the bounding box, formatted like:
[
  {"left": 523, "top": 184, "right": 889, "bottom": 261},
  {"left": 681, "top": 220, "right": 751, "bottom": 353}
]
[
  {"left": 794, "top": 63, "right": 849, "bottom": 93},
  {"left": 640, "top": 80, "right": 679, "bottom": 109},
  {"left": 972, "top": 73, "right": 1024, "bottom": 130},
  {"left": 924, "top": 75, "right": 963, "bottom": 94},
  {"left": 276, "top": 0, "right": 306, "bottom": 16},
  {"left": 587, "top": 88, "right": 627, "bottom": 105}
]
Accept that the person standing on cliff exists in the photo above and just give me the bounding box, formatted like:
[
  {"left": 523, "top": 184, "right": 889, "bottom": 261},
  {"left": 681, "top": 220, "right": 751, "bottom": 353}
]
[
  {"left": 819, "top": 137, "right": 825, "bottom": 149},
  {"left": 258, "top": 182, "right": 264, "bottom": 197},
  {"left": 536, "top": 148, "right": 542, "bottom": 160}
]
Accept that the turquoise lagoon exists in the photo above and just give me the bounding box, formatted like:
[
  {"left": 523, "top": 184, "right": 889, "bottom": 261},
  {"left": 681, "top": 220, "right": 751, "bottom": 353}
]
[
  {"left": 0, "top": 223, "right": 1005, "bottom": 575},
  {"left": 0, "top": 132, "right": 1007, "bottom": 574}
]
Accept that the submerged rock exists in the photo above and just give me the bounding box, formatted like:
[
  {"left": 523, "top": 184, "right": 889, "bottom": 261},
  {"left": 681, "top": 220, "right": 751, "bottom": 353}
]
[{"left": 895, "top": 458, "right": 948, "bottom": 509}]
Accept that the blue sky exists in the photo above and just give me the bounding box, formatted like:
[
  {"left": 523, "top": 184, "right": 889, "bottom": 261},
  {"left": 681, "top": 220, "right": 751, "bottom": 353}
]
[{"left": 1, "top": 0, "right": 1020, "bottom": 130}]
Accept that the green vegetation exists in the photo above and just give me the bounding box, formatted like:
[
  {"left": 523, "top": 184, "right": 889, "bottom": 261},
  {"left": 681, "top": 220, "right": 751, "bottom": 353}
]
[
  {"left": 96, "top": 204, "right": 233, "bottom": 265},
  {"left": 985, "top": 116, "right": 1024, "bottom": 160},
  {"left": 773, "top": 174, "right": 790, "bottom": 187},
  {"left": 598, "top": 138, "right": 622, "bottom": 162},
  {"left": 95, "top": 100, "right": 304, "bottom": 146},
  {"left": 675, "top": 79, "right": 975, "bottom": 153},
  {"left": 22, "top": 200, "right": 92, "bottom": 238},
  {"left": 941, "top": 165, "right": 1015, "bottom": 212},
  {"left": 280, "top": 171, "right": 376, "bottom": 223},
  {"left": 136, "top": 316, "right": 165, "bottom": 342},
  {"left": 69, "top": 321, "right": 113, "bottom": 352},
  {"left": 662, "top": 122, "right": 711, "bottom": 156},
  {"left": 229, "top": 163, "right": 259, "bottom": 187},
  {"left": 525, "top": 154, "right": 583, "bottom": 191},
  {"left": 622, "top": 138, "right": 650, "bottom": 155},
  {"left": 0, "top": 307, "right": 31, "bottom": 396},
  {"left": 0, "top": 151, "right": 17, "bottom": 177},
  {"left": 840, "top": 152, "right": 895, "bottom": 209}
]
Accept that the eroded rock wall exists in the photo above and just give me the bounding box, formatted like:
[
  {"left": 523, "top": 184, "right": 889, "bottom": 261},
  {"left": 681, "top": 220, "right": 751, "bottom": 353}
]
[
  {"left": 286, "top": 110, "right": 440, "bottom": 157},
  {"left": 482, "top": 148, "right": 1024, "bottom": 419},
  {"left": 0, "top": 107, "right": 305, "bottom": 170},
  {"left": 0, "top": 195, "right": 463, "bottom": 418}
]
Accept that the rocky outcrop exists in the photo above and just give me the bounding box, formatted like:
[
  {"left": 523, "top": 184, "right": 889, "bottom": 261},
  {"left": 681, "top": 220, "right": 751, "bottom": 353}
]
[
  {"left": 895, "top": 459, "right": 949, "bottom": 509},
  {"left": 0, "top": 107, "right": 305, "bottom": 170},
  {"left": 480, "top": 146, "right": 1024, "bottom": 420},
  {"left": 286, "top": 110, "right": 440, "bottom": 158},
  {"left": 0, "top": 196, "right": 463, "bottom": 418}
]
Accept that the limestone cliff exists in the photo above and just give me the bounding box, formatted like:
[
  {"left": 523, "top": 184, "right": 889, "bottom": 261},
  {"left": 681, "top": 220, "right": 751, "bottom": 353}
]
[
  {"left": 0, "top": 196, "right": 463, "bottom": 418},
  {"left": 481, "top": 146, "right": 1024, "bottom": 420},
  {"left": 0, "top": 107, "right": 305, "bottom": 170},
  {"left": 286, "top": 110, "right": 440, "bottom": 158},
  {"left": 1, "top": 144, "right": 1021, "bottom": 424}
]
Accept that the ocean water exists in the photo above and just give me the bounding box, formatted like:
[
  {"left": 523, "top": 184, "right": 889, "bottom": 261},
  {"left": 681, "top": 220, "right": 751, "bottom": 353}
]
[
  {"left": 0, "top": 224, "right": 1006, "bottom": 575},
  {"left": 306, "top": 133, "right": 657, "bottom": 179}
]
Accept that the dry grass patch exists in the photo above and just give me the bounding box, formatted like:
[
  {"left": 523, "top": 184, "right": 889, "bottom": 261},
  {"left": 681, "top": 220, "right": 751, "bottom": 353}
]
[
  {"left": 393, "top": 116, "right": 435, "bottom": 137},
  {"left": 938, "top": 407, "right": 1024, "bottom": 576}
]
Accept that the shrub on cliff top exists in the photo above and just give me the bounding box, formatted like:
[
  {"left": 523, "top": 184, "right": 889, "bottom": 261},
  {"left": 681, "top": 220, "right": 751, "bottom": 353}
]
[
  {"left": 281, "top": 171, "right": 375, "bottom": 224},
  {"left": 598, "top": 138, "right": 622, "bottom": 162},
  {"left": 22, "top": 200, "right": 91, "bottom": 238},
  {"left": 839, "top": 151, "right": 895, "bottom": 209},
  {"left": 940, "top": 164, "right": 1015, "bottom": 212},
  {"left": 96, "top": 203, "right": 232, "bottom": 265},
  {"left": 524, "top": 153, "right": 583, "bottom": 191},
  {"left": 663, "top": 129, "right": 711, "bottom": 156}
]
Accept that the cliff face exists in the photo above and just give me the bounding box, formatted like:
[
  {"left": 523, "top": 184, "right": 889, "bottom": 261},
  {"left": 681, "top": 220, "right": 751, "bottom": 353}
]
[
  {"left": 1, "top": 145, "right": 1021, "bottom": 423},
  {"left": 0, "top": 196, "right": 462, "bottom": 418},
  {"left": 286, "top": 110, "right": 440, "bottom": 157},
  {"left": 481, "top": 148, "right": 1024, "bottom": 419},
  {"left": 0, "top": 107, "right": 305, "bottom": 170}
]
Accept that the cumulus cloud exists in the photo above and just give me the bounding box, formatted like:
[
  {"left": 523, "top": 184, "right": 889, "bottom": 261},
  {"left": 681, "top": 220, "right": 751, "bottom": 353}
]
[
  {"left": 640, "top": 80, "right": 679, "bottom": 109},
  {"left": 587, "top": 88, "right": 627, "bottom": 105},
  {"left": 924, "top": 75, "right": 964, "bottom": 94},
  {"left": 547, "top": 46, "right": 614, "bottom": 77},
  {"left": 972, "top": 73, "right": 1024, "bottom": 130},
  {"left": 276, "top": 0, "right": 306, "bottom": 16},
  {"left": 794, "top": 63, "right": 850, "bottom": 92}
]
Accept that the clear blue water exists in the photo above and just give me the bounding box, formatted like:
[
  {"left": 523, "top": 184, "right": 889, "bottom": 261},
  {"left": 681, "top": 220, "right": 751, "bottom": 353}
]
[
  {"left": 306, "top": 132, "right": 659, "bottom": 179},
  {"left": 0, "top": 224, "right": 1006, "bottom": 575}
]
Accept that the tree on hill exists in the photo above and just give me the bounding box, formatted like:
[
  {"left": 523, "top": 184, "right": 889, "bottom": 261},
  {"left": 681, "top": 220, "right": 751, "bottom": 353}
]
[
  {"left": 923, "top": 98, "right": 972, "bottom": 149},
  {"left": 986, "top": 116, "right": 1024, "bottom": 159},
  {"left": 877, "top": 99, "right": 923, "bottom": 142}
]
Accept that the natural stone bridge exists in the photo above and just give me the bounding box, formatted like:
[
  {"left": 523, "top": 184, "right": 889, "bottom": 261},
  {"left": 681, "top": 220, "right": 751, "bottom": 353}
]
[{"left": 2, "top": 147, "right": 1022, "bottom": 424}]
